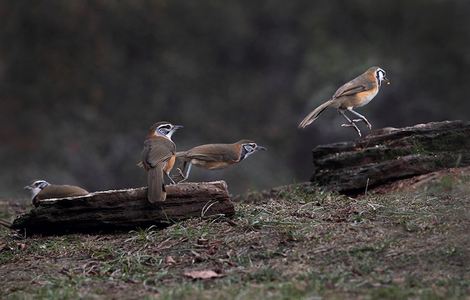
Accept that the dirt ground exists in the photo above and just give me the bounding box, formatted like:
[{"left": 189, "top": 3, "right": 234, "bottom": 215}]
[{"left": 1, "top": 168, "right": 469, "bottom": 299}]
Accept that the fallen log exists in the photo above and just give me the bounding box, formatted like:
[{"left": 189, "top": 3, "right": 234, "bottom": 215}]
[
  {"left": 311, "top": 120, "right": 470, "bottom": 193},
  {"left": 11, "top": 181, "right": 234, "bottom": 234}
]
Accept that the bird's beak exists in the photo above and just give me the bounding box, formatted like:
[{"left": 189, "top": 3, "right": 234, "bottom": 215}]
[
  {"left": 256, "top": 145, "right": 267, "bottom": 151},
  {"left": 24, "top": 185, "right": 32, "bottom": 190},
  {"left": 173, "top": 125, "right": 184, "bottom": 130},
  {"left": 383, "top": 76, "right": 390, "bottom": 85}
]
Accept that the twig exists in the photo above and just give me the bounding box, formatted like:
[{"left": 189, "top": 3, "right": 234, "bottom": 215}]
[{"left": 364, "top": 178, "right": 370, "bottom": 196}]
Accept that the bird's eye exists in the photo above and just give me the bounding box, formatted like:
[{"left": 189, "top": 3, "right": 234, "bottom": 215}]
[
  {"left": 33, "top": 180, "right": 48, "bottom": 188},
  {"left": 158, "top": 128, "right": 169, "bottom": 135},
  {"left": 157, "top": 124, "right": 172, "bottom": 135}
]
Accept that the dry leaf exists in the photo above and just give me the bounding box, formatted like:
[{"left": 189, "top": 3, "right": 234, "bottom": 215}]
[
  {"left": 165, "top": 256, "right": 176, "bottom": 265},
  {"left": 184, "top": 270, "right": 223, "bottom": 280}
]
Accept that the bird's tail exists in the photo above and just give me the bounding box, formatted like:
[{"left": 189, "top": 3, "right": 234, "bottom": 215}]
[
  {"left": 298, "top": 99, "right": 334, "bottom": 128},
  {"left": 176, "top": 151, "right": 188, "bottom": 160},
  {"left": 147, "top": 164, "right": 166, "bottom": 203}
]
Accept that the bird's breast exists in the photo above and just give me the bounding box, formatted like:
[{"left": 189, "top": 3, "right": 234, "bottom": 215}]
[
  {"left": 164, "top": 155, "right": 176, "bottom": 173},
  {"left": 354, "top": 88, "right": 379, "bottom": 107},
  {"left": 191, "top": 159, "right": 233, "bottom": 170}
]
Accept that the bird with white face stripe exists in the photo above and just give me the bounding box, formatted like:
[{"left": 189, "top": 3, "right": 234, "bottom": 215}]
[
  {"left": 141, "top": 121, "right": 183, "bottom": 203},
  {"left": 24, "top": 180, "right": 89, "bottom": 207},
  {"left": 299, "top": 66, "right": 390, "bottom": 137},
  {"left": 175, "top": 140, "right": 267, "bottom": 182}
]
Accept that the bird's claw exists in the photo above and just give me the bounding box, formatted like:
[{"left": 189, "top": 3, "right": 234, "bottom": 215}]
[
  {"left": 352, "top": 119, "right": 372, "bottom": 130},
  {"left": 341, "top": 123, "right": 362, "bottom": 137},
  {"left": 176, "top": 168, "right": 184, "bottom": 177},
  {"left": 175, "top": 168, "right": 188, "bottom": 183}
]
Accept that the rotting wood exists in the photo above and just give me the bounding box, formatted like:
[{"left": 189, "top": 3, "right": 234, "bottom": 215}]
[
  {"left": 311, "top": 120, "right": 470, "bottom": 193},
  {"left": 11, "top": 181, "right": 234, "bottom": 234}
]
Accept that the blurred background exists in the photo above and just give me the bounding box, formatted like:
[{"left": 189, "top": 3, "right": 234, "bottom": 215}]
[{"left": 1, "top": 0, "right": 469, "bottom": 199}]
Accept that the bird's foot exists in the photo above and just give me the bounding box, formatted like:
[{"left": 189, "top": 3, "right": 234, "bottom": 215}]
[
  {"left": 166, "top": 174, "right": 177, "bottom": 185},
  {"left": 352, "top": 119, "right": 372, "bottom": 130},
  {"left": 341, "top": 123, "right": 362, "bottom": 137},
  {"left": 176, "top": 168, "right": 188, "bottom": 183}
]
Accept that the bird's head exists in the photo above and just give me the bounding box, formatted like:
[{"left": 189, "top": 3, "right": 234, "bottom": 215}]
[
  {"left": 236, "top": 140, "right": 267, "bottom": 160},
  {"left": 149, "top": 121, "right": 183, "bottom": 140},
  {"left": 369, "top": 66, "right": 390, "bottom": 86},
  {"left": 24, "top": 180, "right": 50, "bottom": 199}
]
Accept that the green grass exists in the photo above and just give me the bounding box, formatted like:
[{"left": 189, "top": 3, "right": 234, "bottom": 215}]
[{"left": 1, "top": 170, "right": 469, "bottom": 299}]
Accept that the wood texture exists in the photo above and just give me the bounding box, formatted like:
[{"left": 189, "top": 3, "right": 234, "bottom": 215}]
[
  {"left": 12, "top": 181, "right": 234, "bottom": 233},
  {"left": 311, "top": 120, "right": 470, "bottom": 193}
]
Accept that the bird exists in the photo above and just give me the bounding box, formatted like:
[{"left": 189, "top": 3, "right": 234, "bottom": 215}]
[
  {"left": 298, "top": 66, "right": 390, "bottom": 137},
  {"left": 24, "top": 180, "right": 89, "bottom": 207},
  {"left": 141, "top": 121, "right": 183, "bottom": 203},
  {"left": 174, "top": 140, "right": 267, "bottom": 182}
]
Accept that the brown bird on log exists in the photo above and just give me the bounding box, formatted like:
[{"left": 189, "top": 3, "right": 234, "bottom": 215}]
[
  {"left": 24, "top": 180, "right": 89, "bottom": 207},
  {"left": 141, "top": 121, "right": 183, "bottom": 203}
]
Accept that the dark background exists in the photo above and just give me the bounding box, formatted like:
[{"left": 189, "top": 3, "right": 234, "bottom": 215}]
[{"left": 1, "top": 0, "right": 469, "bottom": 198}]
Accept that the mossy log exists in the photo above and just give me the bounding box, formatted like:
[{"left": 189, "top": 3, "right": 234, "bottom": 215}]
[
  {"left": 311, "top": 120, "right": 470, "bottom": 193},
  {"left": 11, "top": 181, "right": 234, "bottom": 234}
]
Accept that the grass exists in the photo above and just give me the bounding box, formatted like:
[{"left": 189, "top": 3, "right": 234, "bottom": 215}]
[{"left": 1, "top": 169, "right": 469, "bottom": 299}]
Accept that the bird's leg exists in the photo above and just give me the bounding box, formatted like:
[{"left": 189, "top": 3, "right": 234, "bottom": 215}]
[
  {"left": 176, "top": 162, "right": 192, "bottom": 183},
  {"left": 165, "top": 172, "right": 176, "bottom": 185},
  {"left": 176, "top": 168, "right": 186, "bottom": 181},
  {"left": 339, "top": 109, "right": 362, "bottom": 137},
  {"left": 348, "top": 108, "right": 372, "bottom": 130},
  {"left": 176, "top": 168, "right": 185, "bottom": 180},
  {"left": 185, "top": 163, "right": 192, "bottom": 179},
  {"left": 175, "top": 161, "right": 187, "bottom": 182}
]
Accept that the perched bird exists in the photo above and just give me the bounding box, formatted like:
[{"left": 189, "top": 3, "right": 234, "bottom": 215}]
[
  {"left": 141, "top": 121, "right": 183, "bottom": 203},
  {"left": 175, "top": 140, "right": 267, "bottom": 182},
  {"left": 298, "top": 66, "right": 390, "bottom": 137},
  {"left": 24, "top": 180, "right": 89, "bottom": 207}
]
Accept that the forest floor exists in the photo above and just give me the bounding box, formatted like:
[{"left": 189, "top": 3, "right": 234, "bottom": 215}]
[{"left": 1, "top": 168, "right": 469, "bottom": 299}]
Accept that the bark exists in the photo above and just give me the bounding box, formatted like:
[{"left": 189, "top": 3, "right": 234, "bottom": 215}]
[
  {"left": 11, "top": 181, "right": 234, "bottom": 234},
  {"left": 311, "top": 120, "right": 470, "bottom": 193}
]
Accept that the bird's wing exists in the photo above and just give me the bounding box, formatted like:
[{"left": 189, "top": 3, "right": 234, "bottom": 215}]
[
  {"left": 36, "top": 185, "right": 88, "bottom": 200},
  {"left": 61, "top": 185, "right": 89, "bottom": 196},
  {"left": 332, "top": 76, "right": 374, "bottom": 99},
  {"left": 186, "top": 144, "right": 240, "bottom": 162},
  {"left": 142, "top": 137, "right": 176, "bottom": 169}
]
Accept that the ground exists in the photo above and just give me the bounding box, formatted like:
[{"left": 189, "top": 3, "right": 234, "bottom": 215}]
[{"left": 1, "top": 169, "right": 469, "bottom": 299}]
